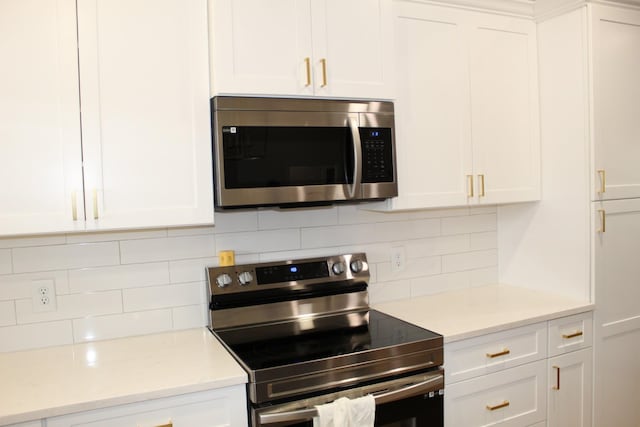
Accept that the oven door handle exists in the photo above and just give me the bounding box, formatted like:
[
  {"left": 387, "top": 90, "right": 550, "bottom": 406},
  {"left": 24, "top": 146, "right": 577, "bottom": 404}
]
[
  {"left": 347, "top": 116, "right": 362, "bottom": 199},
  {"left": 257, "top": 374, "right": 444, "bottom": 425}
]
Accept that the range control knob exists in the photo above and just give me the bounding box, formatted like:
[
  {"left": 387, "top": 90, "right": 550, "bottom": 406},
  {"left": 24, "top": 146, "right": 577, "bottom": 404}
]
[
  {"left": 332, "top": 261, "right": 346, "bottom": 275},
  {"left": 350, "top": 259, "right": 366, "bottom": 274},
  {"left": 238, "top": 271, "right": 254, "bottom": 286},
  {"left": 216, "top": 273, "right": 232, "bottom": 288}
]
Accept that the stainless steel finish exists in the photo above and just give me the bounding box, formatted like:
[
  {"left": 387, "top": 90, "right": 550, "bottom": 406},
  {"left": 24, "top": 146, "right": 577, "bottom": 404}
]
[
  {"left": 211, "top": 291, "right": 370, "bottom": 331},
  {"left": 255, "top": 369, "right": 444, "bottom": 425},
  {"left": 211, "top": 97, "right": 397, "bottom": 208},
  {"left": 348, "top": 116, "right": 362, "bottom": 199}
]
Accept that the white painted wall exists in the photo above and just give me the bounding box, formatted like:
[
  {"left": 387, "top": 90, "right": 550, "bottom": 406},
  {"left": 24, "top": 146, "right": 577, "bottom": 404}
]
[{"left": 0, "top": 205, "right": 498, "bottom": 352}]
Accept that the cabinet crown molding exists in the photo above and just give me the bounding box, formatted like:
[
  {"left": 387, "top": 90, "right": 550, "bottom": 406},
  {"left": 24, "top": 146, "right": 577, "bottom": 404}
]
[{"left": 535, "top": 0, "right": 640, "bottom": 20}]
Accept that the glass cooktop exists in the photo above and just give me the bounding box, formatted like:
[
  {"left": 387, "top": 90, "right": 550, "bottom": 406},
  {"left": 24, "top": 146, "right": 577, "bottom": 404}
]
[{"left": 214, "top": 310, "right": 442, "bottom": 371}]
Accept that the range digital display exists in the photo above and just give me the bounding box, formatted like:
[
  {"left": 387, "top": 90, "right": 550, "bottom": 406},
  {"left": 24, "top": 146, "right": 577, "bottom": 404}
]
[{"left": 255, "top": 261, "right": 329, "bottom": 285}]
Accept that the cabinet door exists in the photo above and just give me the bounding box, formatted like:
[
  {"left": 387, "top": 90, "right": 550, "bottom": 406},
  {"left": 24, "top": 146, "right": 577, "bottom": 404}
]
[
  {"left": 390, "top": 2, "right": 472, "bottom": 209},
  {"left": 593, "top": 199, "right": 640, "bottom": 427},
  {"left": 77, "top": 0, "right": 214, "bottom": 230},
  {"left": 468, "top": 14, "right": 540, "bottom": 205},
  {"left": 548, "top": 348, "right": 593, "bottom": 427},
  {"left": 210, "top": 0, "right": 313, "bottom": 96},
  {"left": 311, "top": 0, "right": 394, "bottom": 99},
  {"left": 592, "top": 6, "right": 640, "bottom": 201},
  {"left": 0, "top": 0, "right": 84, "bottom": 236}
]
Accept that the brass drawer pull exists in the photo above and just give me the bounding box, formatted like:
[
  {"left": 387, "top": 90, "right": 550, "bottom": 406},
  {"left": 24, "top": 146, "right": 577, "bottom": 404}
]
[
  {"left": 304, "top": 57, "right": 311, "bottom": 86},
  {"left": 597, "top": 169, "right": 606, "bottom": 193},
  {"left": 486, "top": 400, "right": 510, "bottom": 411},
  {"left": 553, "top": 365, "right": 561, "bottom": 390},
  {"left": 154, "top": 423, "right": 172, "bottom": 427},
  {"left": 478, "top": 174, "right": 485, "bottom": 197},
  {"left": 486, "top": 349, "right": 510, "bottom": 358},
  {"left": 467, "top": 175, "right": 474, "bottom": 197},
  {"left": 320, "top": 58, "right": 327, "bottom": 87},
  {"left": 562, "top": 331, "right": 584, "bottom": 339}
]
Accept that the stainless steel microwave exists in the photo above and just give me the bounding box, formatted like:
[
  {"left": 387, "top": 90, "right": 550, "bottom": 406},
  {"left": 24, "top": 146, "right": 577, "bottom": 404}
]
[{"left": 211, "top": 97, "right": 398, "bottom": 209}]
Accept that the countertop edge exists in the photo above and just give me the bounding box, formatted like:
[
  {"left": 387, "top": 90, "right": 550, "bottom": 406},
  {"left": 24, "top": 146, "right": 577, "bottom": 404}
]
[{"left": 442, "top": 303, "right": 595, "bottom": 343}]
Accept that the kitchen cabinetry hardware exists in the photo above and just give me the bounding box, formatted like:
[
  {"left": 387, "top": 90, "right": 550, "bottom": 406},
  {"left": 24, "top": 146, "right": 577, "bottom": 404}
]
[
  {"left": 304, "top": 57, "right": 311, "bottom": 86},
  {"left": 562, "top": 331, "right": 584, "bottom": 339},
  {"left": 152, "top": 423, "right": 172, "bottom": 427},
  {"left": 486, "top": 400, "right": 510, "bottom": 411},
  {"left": 486, "top": 348, "right": 510, "bottom": 358},
  {"left": 478, "top": 174, "right": 486, "bottom": 197},
  {"left": 597, "top": 169, "right": 606, "bottom": 193},
  {"left": 320, "top": 58, "right": 327, "bottom": 87},
  {"left": 598, "top": 209, "right": 606, "bottom": 233},
  {"left": 72, "top": 191, "right": 78, "bottom": 221},
  {"left": 92, "top": 189, "right": 98, "bottom": 220},
  {"left": 552, "top": 366, "right": 560, "bottom": 390},
  {"left": 467, "top": 175, "right": 474, "bottom": 197}
]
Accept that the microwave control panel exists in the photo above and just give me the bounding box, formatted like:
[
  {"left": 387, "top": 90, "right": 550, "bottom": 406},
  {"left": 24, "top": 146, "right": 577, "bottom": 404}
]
[{"left": 360, "top": 128, "right": 394, "bottom": 183}]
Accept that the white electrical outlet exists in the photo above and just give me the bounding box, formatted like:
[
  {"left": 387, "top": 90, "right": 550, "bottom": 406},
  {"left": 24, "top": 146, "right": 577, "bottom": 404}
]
[
  {"left": 391, "top": 246, "right": 406, "bottom": 273},
  {"left": 32, "top": 279, "right": 57, "bottom": 313}
]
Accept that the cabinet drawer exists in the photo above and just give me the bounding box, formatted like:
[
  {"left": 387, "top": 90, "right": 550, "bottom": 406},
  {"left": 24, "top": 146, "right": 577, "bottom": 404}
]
[
  {"left": 46, "top": 386, "right": 246, "bottom": 427},
  {"left": 548, "top": 311, "right": 593, "bottom": 357},
  {"left": 444, "top": 360, "right": 547, "bottom": 427},
  {"left": 445, "top": 322, "right": 547, "bottom": 383}
]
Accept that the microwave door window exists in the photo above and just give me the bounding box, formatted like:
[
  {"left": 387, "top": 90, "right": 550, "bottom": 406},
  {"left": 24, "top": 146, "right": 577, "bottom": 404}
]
[{"left": 222, "top": 126, "right": 354, "bottom": 189}]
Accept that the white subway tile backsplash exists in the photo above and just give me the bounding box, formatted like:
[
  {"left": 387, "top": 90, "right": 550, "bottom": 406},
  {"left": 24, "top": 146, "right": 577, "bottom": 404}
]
[
  {"left": 12, "top": 242, "right": 120, "bottom": 273},
  {"left": 0, "top": 249, "right": 11, "bottom": 274},
  {"left": 442, "top": 249, "right": 498, "bottom": 273},
  {"left": 0, "top": 234, "right": 66, "bottom": 249},
  {"left": 212, "top": 210, "right": 258, "bottom": 233},
  {"left": 216, "top": 229, "right": 300, "bottom": 254},
  {"left": 0, "top": 206, "right": 504, "bottom": 352},
  {"left": 73, "top": 309, "right": 173, "bottom": 342},
  {"left": 376, "top": 256, "right": 441, "bottom": 282},
  {"left": 15, "top": 291, "right": 123, "bottom": 324},
  {"left": 120, "top": 235, "right": 216, "bottom": 264},
  {"left": 441, "top": 213, "right": 497, "bottom": 235},
  {"left": 0, "top": 321, "right": 73, "bottom": 352},
  {"left": 65, "top": 229, "right": 167, "bottom": 244},
  {"left": 0, "top": 271, "right": 69, "bottom": 300},
  {"left": 259, "top": 207, "right": 338, "bottom": 230},
  {"left": 169, "top": 257, "right": 216, "bottom": 283},
  {"left": 0, "top": 301, "right": 16, "bottom": 326},
  {"left": 123, "top": 282, "right": 204, "bottom": 312},
  {"left": 172, "top": 304, "right": 207, "bottom": 330},
  {"left": 68, "top": 263, "right": 170, "bottom": 292}
]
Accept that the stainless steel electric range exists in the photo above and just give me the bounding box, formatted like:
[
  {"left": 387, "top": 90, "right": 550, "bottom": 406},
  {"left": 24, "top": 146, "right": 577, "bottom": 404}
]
[{"left": 207, "top": 253, "right": 444, "bottom": 427}]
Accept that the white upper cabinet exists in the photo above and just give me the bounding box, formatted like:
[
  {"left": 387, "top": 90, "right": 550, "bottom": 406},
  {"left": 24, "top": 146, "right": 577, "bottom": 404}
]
[
  {"left": 592, "top": 6, "right": 640, "bottom": 201},
  {"left": 0, "top": 0, "right": 84, "bottom": 235},
  {"left": 209, "top": 0, "right": 395, "bottom": 99},
  {"left": 388, "top": 2, "right": 539, "bottom": 210},
  {"left": 0, "top": 0, "right": 214, "bottom": 236},
  {"left": 77, "top": 0, "right": 213, "bottom": 230}
]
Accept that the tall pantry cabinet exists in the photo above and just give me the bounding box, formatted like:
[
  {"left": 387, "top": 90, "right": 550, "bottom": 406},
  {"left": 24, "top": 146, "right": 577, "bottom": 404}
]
[{"left": 498, "top": 3, "right": 640, "bottom": 426}]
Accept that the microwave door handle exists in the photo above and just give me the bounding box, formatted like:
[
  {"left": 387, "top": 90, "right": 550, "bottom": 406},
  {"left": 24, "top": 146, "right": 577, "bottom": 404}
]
[{"left": 348, "top": 117, "right": 362, "bottom": 199}]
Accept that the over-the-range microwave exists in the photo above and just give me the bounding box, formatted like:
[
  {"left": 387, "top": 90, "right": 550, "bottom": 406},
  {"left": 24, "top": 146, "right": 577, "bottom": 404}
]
[{"left": 210, "top": 96, "right": 398, "bottom": 209}]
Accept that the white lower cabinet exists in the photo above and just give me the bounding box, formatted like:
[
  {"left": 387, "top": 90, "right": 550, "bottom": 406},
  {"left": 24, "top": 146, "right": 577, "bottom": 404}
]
[
  {"left": 444, "top": 312, "right": 593, "bottom": 427},
  {"left": 45, "top": 386, "right": 247, "bottom": 427},
  {"left": 445, "top": 360, "right": 547, "bottom": 427}
]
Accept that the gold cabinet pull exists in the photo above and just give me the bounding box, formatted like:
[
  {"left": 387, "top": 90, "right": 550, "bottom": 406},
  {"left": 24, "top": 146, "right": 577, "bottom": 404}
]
[
  {"left": 467, "top": 175, "right": 474, "bottom": 197},
  {"left": 598, "top": 209, "right": 606, "bottom": 233},
  {"left": 597, "top": 169, "right": 606, "bottom": 194},
  {"left": 478, "top": 174, "right": 485, "bottom": 197},
  {"left": 92, "top": 189, "right": 99, "bottom": 220},
  {"left": 320, "top": 58, "right": 327, "bottom": 87},
  {"left": 72, "top": 191, "right": 78, "bottom": 221},
  {"left": 562, "top": 331, "right": 584, "bottom": 339},
  {"left": 486, "top": 348, "right": 510, "bottom": 358},
  {"left": 155, "top": 424, "right": 172, "bottom": 427},
  {"left": 304, "top": 57, "right": 311, "bottom": 86},
  {"left": 552, "top": 365, "right": 561, "bottom": 390},
  {"left": 486, "top": 400, "right": 510, "bottom": 411}
]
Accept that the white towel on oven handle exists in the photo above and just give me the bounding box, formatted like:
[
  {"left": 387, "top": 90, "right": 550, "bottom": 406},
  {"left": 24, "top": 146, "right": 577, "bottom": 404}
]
[{"left": 313, "top": 394, "right": 375, "bottom": 427}]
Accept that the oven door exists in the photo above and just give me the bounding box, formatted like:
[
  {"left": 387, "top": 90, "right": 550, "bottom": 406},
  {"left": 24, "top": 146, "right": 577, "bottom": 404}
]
[{"left": 253, "top": 369, "right": 444, "bottom": 427}]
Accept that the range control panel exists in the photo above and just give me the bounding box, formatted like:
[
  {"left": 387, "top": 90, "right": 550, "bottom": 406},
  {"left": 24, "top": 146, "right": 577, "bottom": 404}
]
[{"left": 207, "top": 253, "right": 369, "bottom": 296}]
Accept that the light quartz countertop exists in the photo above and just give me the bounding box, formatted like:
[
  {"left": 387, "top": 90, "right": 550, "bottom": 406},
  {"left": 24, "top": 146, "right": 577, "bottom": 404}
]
[
  {"left": 0, "top": 328, "right": 247, "bottom": 426},
  {"left": 373, "top": 284, "right": 594, "bottom": 343}
]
